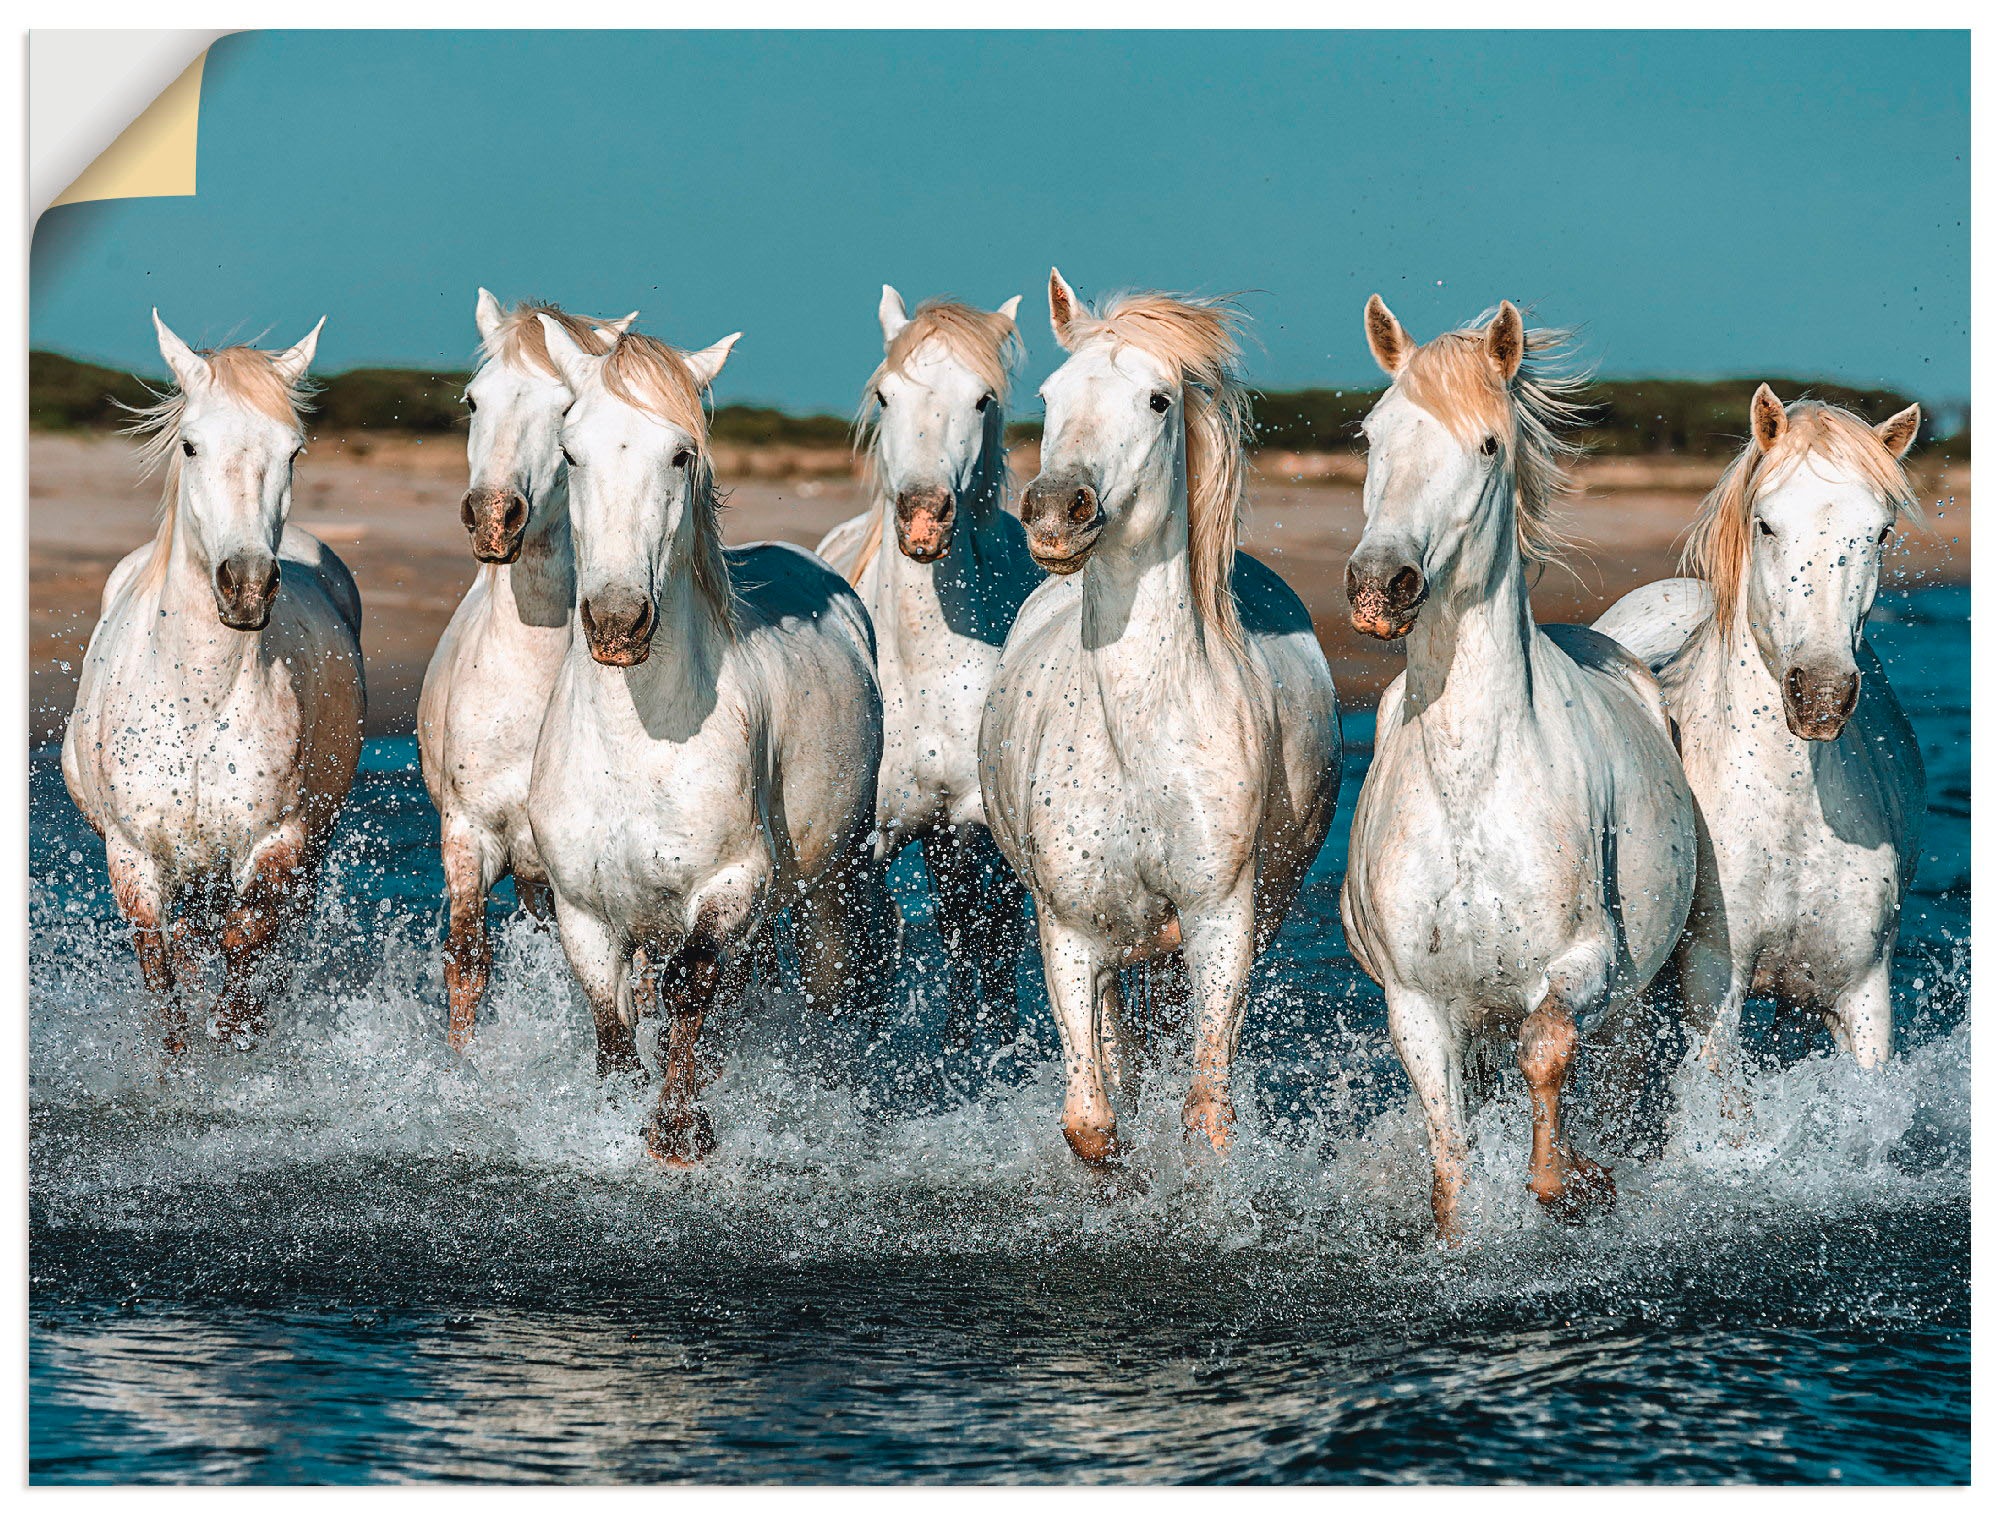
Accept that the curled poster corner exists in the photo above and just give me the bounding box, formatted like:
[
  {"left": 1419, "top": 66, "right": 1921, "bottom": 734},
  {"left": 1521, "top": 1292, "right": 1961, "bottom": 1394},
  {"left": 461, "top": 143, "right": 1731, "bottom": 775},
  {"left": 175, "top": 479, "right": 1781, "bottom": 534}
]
[{"left": 33, "top": 30, "right": 232, "bottom": 215}]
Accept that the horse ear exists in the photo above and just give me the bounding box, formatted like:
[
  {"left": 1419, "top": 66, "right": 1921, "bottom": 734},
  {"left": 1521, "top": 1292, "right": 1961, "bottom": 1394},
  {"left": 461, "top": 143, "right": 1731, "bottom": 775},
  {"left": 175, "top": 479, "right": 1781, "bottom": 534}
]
[
  {"left": 271, "top": 317, "right": 325, "bottom": 385},
  {"left": 1363, "top": 295, "right": 1410, "bottom": 377},
  {"left": 536, "top": 312, "right": 601, "bottom": 393},
  {"left": 879, "top": 285, "right": 910, "bottom": 346},
  {"left": 1049, "top": 268, "right": 1083, "bottom": 351},
  {"left": 684, "top": 333, "right": 741, "bottom": 391},
  {"left": 605, "top": 310, "right": 639, "bottom": 336},
  {"left": 997, "top": 295, "right": 1022, "bottom": 325},
  {"left": 1750, "top": 383, "right": 1789, "bottom": 452},
  {"left": 475, "top": 287, "right": 505, "bottom": 343},
  {"left": 1485, "top": 301, "right": 1525, "bottom": 382},
  {"left": 1876, "top": 402, "right": 1921, "bottom": 460},
  {"left": 152, "top": 309, "right": 210, "bottom": 391}
]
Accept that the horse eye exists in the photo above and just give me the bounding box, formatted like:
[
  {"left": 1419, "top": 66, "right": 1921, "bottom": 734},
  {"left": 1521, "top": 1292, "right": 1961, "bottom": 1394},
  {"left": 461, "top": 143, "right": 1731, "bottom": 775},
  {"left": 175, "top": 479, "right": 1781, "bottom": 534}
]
[
  {"left": 672, "top": 448, "right": 694, "bottom": 469},
  {"left": 876, "top": 389, "right": 889, "bottom": 408},
  {"left": 1878, "top": 525, "right": 1893, "bottom": 545},
  {"left": 181, "top": 440, "right": 196, "bottom": 458},
  {"left": 561, "top": 448, "right": 578, "bottom": 468},
  {"left": 465, "top": 395, "right": 477, "bottom": 413},
  {"left": 1480, "top": 435, "right": 1499, "bottom": 457},
  {"left": 1149, "top": 392, "right": 1171, "bottom": 414},
  {"left": 975, "top": 393, "right": 992, "bottom": 413},
  {"left": 1756, "top": 518, "right": 1775, "bottom": 537}
]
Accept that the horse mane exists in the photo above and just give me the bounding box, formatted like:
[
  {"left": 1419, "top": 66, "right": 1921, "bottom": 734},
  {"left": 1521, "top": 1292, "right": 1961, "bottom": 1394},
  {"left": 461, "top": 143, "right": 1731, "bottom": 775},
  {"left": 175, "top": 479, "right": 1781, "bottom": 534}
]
[
  {"left": 846, "top": 299, "right": 1022, "bottom": 586},
  {"left": 121, "top": 344, "right": 314, "bottom": 591},
  {"left": 1395, "top": 313, "right": 1588, "bottom": 570},
  {"left": 1683, "top": 398, "right": 1920, "bottom": 633},
  {"left": 479, "top": 300, "right": 621, "bottom": 378},
  {"left": 1060, "top": 291, "right": 1253, "bottom": 652},
  {"left": 592, "top": 330, "right": 737, "bottom": 629}
]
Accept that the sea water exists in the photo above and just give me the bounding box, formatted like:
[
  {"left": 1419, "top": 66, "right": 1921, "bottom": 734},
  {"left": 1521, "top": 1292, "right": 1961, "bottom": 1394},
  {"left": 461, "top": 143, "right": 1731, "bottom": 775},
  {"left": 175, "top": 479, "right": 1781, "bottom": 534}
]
[{"left": 28, "top": 586, "right": 1969, "bottom": 1484}]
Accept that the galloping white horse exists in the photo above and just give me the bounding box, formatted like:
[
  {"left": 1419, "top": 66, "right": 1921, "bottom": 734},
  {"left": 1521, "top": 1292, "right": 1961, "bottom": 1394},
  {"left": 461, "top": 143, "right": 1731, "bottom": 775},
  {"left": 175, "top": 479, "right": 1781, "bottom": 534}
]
[
  {"left": 63, "top": 312, "right": 365, "bottom": 1050},
  {"left": 1595, "top": 388, "right": 1926, "bottom": 1072},
  {"left": 528, "top": 318, "right": 889, "bottom": 1161},
  {"left": 980, "top": 272, "right": 1341, "bottom": 1164},
  {"left": 1340, "top": 297, "right": 1695, "bottom": 1242},
  {"left": 417, "top": 291, "right": 635, "bottom": 1049},
  {"left": 817, "top": 287, "right": 1041, "bottom": 1042}
]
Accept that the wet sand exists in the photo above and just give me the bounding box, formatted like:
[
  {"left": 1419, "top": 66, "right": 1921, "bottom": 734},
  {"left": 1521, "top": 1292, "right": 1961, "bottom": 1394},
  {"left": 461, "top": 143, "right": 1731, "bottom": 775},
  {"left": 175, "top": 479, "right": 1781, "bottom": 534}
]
[{"left": 29, "top": 433, "right": 1970, "bottom": 741}]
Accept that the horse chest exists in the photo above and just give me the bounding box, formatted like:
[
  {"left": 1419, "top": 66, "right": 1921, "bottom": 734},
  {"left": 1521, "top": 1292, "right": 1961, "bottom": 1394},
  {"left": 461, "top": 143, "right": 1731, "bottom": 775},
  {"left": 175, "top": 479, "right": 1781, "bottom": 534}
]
[
  {"left": 88, "top": 639, "right": 304, "bottom": 866},
  {"left": 1685, "top": 707, "right": 1905, "bottom": 989},
  {"left": 875, "top": 631, "right": 993, "bottom": 827},
  {"left": 1349, "top": 735, "right": 1593, "bottom": 993}
]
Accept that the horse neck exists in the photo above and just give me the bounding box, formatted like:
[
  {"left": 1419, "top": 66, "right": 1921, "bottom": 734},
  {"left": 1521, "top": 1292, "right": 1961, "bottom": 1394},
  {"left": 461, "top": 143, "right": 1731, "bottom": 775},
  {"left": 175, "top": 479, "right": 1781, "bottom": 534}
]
[
  {"left": 486, "top": 474, "right": 575, "bottom": 626},
  {"left": 1076, "top": 458, "right": 1220, "bottom": 716},
  {"left": 1400, "top": 471, "right": 1538, "bottom": 731},
  {"left": 573, "top": 536, "right": 733, "bottom": 727},
  {"left": 138, "top": 490, "right": 267, "bottom": 677},
  {"left": 1670, "top": 564, "right": 1784, "bottom": 725}
]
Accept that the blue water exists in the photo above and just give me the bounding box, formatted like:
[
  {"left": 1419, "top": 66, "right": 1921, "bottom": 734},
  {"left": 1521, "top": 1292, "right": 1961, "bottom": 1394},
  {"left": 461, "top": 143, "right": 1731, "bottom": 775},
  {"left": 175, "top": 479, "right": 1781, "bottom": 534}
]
[{"left": 29, "top": 587, "right": 1969, "bottom": 1484}]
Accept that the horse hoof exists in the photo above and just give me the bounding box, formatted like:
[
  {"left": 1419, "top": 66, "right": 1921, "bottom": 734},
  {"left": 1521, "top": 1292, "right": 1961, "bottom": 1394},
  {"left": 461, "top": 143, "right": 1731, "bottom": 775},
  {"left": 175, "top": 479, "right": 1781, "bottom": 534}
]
[
  {"left": 1181, "top": 1100, "right": 1235, "bottom": 1156},
  {"left": 646, "top": 1108, "right": 717, "bottom": 1167},
  {"left": 1532, "top": 1153, "right": 1617, "bottom": 1224},
  {"left": 1063, "top": 1121, "right": 1120, "bottom": 1167}
]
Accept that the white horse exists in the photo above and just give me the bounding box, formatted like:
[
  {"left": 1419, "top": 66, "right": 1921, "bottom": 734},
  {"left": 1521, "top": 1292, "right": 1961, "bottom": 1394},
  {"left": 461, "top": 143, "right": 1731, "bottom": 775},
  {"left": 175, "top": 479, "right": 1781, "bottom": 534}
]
[
  {"left": 1594, "top": 387, "right": 1926, "bottom": 1074},
  {"left": 528, "top": 318, "right": 890, "bottom": 1161},
  {"left": 417, "top": 291, "right": 635, "bottom": 1049},
  {"left": 816, "top": 286, "right": 1041, "bottom": 1043},
  {"left": 62, "top": 312, "right": 365, "bottom": 1050},
  {"left": 1340, "top": 297, "right": 1696, "bottom": 1242},
  {"left": 980, "top": 271, "right": 1341, "bottom": 1164}
]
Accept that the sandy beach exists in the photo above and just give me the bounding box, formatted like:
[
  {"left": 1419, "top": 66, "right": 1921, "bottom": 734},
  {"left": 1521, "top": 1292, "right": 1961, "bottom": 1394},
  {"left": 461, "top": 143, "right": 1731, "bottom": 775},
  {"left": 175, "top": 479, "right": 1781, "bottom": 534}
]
[{"left": 28, "top": 432, "right": 1970, "bottom": 742}]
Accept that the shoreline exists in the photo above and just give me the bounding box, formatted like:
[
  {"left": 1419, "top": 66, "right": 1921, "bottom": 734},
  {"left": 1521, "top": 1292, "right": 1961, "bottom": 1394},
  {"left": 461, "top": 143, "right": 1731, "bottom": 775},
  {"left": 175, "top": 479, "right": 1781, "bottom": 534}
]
[{"left": 29, "top": 432, "right": 1971, "bottom": 742}]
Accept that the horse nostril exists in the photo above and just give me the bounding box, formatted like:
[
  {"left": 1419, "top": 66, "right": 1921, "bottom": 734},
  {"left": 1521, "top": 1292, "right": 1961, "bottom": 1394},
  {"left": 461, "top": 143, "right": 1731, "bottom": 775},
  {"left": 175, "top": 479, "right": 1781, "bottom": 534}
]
[
  {"left": 579, "top": 600, "right": 599, "bottom": 640},
  {"left": 1389, "top": 567, "right": 1424, "bottom": 607},
  {"left": 460, "top": 496, "right": 479, "bottom": 532},
  {"left": 1839, "top": 673, "right": 1861, "bottom": 718},
  {"left": 503, "top": 495, "right": 528, "bottom": 534},
  {"left": 1069, "top": 488, "right": 1097, "bottom": 524}
]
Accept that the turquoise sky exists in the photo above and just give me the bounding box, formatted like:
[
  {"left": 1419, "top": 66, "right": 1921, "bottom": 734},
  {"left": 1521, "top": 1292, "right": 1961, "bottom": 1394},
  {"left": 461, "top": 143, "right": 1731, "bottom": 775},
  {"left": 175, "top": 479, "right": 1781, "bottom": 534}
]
[{"left": 32, "top": 29, "right": 1970, "bottom": 410}]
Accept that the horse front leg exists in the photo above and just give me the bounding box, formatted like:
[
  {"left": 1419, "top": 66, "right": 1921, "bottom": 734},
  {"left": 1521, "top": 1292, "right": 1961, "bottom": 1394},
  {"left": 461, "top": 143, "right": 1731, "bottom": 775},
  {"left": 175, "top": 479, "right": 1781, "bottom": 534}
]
[
  {"left": 1180, "top": 894, "right": 1259, "bottom": 1155},
  {"left": 922, "top": 824, "right": 1022, "bottom": 1050},
  {"left": 1518, "top": 953, "right": 1618, "bottom": 1223},
  {"left": 1386, "top": 987, "right": 1472, "bottom": 1244},
  {"left": 1681, "top": 935, "right": 1753, "bottom": 1128},
  {"left": 1829, "top": 953, "right": 1895, "bottom": 1070},
  {"left": 794, "top": 844, "right": 895, "bottom": 1018},
  {"left": 214, "top": 831, "right": 314, "bottom": 1049},
  {"left": 644, "top": 935, "right": 727, "bottom": 1166},
  {"left": 441, "top": 820, "right": 502, "bottom": 1052},
  {"left": 552, "top": 897, "right": 642, "bottom": 1079},
  {"left": 107, "top": 839, "right": 182, "bottom": 1052},
  {"left": 1040, "top": 917, "right": 1118, "bottom": 1165}
]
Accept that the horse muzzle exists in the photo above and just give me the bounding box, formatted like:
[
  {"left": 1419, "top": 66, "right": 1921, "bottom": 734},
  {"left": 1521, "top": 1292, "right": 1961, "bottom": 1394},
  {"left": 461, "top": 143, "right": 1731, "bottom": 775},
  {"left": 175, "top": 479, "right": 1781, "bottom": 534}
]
[
  {"left": 213, "top": 551, "right": 280, "bottom": 631},
  {"left": 1345, "top": 559, "right": 1428, "bottom": 640},
  {"left": 1020, "top": 475, "right": 1105, "bottom": 576},
  {"left": 462, "top": 487, "right": 530, "bottom": 564},
  {"left": 1782, "top": 663, "right": 1861, "bottom": 741},
  {"left": 579, "top": 591, "right": 656, "bottom": 667},
  {"left": 894, "top": 485, "right": 957, "bottom": 563}
]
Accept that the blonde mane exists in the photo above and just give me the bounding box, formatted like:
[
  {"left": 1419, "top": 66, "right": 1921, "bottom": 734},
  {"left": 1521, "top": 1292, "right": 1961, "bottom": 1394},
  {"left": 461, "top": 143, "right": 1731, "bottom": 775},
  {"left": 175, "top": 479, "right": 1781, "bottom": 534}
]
[
  {"left": 846, "top": 300, "right": 1022, "bottom": 586},
  {"left": 479, "top": 300, "right": 621, "bottom": 378},
  {"left": 1684, "top": 399, "right": 1920, "bottom": 633},
  {"left": 122, "top": 344, "right": 314, "bottom": 590},
  {"left": 592, "top": 330, "right": 737, "bottom": 628},
  {"left": 1061, "top": 291, "right": 1253, "bottom": 652},
  {"left": 1392, "top": 314, "right": 1588, "bottom": 570}
]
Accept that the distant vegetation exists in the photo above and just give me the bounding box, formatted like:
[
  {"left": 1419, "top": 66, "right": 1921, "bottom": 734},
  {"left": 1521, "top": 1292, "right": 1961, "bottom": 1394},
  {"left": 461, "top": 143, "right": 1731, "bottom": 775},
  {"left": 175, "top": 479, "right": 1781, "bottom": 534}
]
[{"left": 30, "top": 350, "right": 1964, "bottom": 459}]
